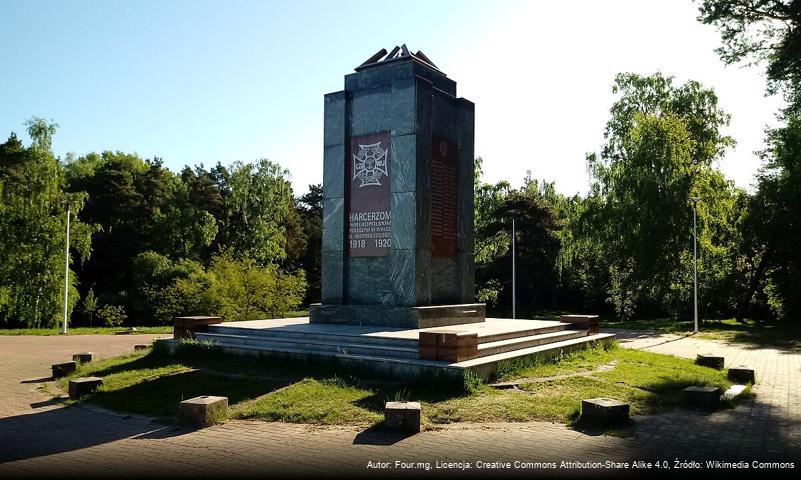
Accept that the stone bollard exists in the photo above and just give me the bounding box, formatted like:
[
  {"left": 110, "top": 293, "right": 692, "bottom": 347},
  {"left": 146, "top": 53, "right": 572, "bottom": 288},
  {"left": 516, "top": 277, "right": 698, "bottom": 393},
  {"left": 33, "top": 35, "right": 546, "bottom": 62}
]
[
  {"left": 52, "top": 361, "right": 77, "bottom": 378},
  {"left": 384, "top": 401, "right": 421, "bottom": 433},
  {"left": 696, "top": 354, "right": 725, "bottom": 370},
  {"left": 683, "top": 386, "right": 721, "bottom": 409},
  {"left": 69, "top": 377, "right": 103, "bottom": 399},
  {"left": 580, "top": 398, "right": 630, "bottom": 426},
  {"left": 728, "top": 365, "right": 755, "bottom": 384},
  {"left": 134, "top": 344, "right": 150, "bottom": 352},
  {"left": 179, "top": 396, "right": 228, "bottom": 427},
  {"left": 72, "top": 352, "right": 95, "bottom": 364}
]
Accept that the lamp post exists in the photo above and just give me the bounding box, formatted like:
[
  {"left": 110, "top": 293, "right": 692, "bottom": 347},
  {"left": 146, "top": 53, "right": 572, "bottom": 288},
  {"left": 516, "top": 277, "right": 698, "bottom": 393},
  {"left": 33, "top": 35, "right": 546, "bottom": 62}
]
[
  {"left": 62, "top": 202, "right": 71, "bottom": 335},
  {"left": 691, "top": 197, "right": 700, "bottom": 334},
  {"left": 511, "top": 217, "right": 516, "bottom": 319}
]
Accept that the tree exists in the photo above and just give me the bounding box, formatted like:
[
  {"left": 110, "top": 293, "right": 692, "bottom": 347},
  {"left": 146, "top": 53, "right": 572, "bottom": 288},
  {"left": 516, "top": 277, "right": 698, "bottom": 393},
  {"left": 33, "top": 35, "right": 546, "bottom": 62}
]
[
  {"left": 294, "top": 184, "right": 322, "bottom": 304},
  {"left": 82, "top": 288, "right": 98, "bottom": 326},
  {"left": 750, "top": 115, "right": 801, "bottom": 318},
  {"left": 66, "top": 152, "right": 158, "bottom": 310},
  {"left": 128, "top": 251, "right": 217, "bottom": 325},
  {"left": 219, "top": 159, "right": 296, "bottom": 265},
  {"left": 584, "top": 73, "right": 738, "bottom": 320},
  {"left": 0, "top": 120, "right": 91, "bottom": 328},
  {"left": 698, "top": 0, "right": 801, "bottom": 321},
  {"left": 473, "top": 161, "right": 562, "bottom": 315},
  {"left": 697, "top": 0, "right": 801, "bottom": 111}
]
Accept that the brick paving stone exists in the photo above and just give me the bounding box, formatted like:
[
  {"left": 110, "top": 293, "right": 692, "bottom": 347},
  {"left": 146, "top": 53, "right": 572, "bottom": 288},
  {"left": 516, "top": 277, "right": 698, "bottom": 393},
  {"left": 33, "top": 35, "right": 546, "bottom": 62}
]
[{"left": 0, "top": 331, "right": 799, "bottom": 478}]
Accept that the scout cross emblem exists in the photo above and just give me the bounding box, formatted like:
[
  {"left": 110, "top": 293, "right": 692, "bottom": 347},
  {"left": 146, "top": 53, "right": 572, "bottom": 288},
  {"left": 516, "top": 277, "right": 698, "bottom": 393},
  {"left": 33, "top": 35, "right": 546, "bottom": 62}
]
[{"left": 352, "top": 141, "right": 388, "bottom": 188}]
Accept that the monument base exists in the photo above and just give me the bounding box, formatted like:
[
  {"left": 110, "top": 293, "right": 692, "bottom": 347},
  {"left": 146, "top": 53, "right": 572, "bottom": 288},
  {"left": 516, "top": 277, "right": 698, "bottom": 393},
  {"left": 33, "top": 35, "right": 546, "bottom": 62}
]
[
  {"left": 186, "top": 316, "right": 616, "bottom": 381},
  {"left": 309, "top": 303, "right": 485, "bottom": 329}
]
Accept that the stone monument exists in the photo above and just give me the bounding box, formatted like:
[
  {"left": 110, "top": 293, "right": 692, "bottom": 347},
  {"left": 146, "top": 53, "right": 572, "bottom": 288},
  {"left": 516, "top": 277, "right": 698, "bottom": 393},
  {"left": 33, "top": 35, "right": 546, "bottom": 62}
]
[{"left": 310, "top": 45, "right": 485, "bottom": 328}]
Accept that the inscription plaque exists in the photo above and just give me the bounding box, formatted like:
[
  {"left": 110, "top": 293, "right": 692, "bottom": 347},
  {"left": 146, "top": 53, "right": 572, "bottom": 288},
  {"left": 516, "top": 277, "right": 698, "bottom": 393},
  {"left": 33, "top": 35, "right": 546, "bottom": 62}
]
[
  {"left": 347, "top": 132, "right": 391, "bottom": 257},
  {"left": 431, "top": 135, "right": 457, "bottom": 258}
]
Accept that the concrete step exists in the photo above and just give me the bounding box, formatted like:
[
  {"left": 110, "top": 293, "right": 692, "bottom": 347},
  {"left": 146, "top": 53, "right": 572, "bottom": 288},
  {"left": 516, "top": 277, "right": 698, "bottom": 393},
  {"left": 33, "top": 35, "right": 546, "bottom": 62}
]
[
  {"left": 475, "top": 322, "right": 573, "bottom": 344},
  {"left": 456, "top": 333, "right": 617, "bottom": 369},
  {"left": 476, "top": 329, "right": 589, "bottom": 358},
  {"left": 196, "top": 332, "right": 420, "bottom": 360},
  {"left": 206, "top": 325, "right": 417, "bottom": 349},
  {"left": 173, "top": 331, "right": 618, "bottom": 381},
  {"left": 178, "top": 338, "right": 449, "bottom": 368}
]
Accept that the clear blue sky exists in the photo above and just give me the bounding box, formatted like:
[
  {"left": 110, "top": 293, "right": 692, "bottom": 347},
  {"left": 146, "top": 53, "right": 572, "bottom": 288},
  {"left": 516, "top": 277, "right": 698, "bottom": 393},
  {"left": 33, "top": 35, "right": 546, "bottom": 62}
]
[{"left": 0, "top": 0, "right": 783, "bottom": 195}]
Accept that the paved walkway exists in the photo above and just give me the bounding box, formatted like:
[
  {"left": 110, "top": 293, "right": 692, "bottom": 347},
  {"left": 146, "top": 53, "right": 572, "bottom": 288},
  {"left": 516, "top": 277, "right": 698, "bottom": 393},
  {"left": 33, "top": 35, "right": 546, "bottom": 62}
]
[{"left": 0, "top": 331, "right": 798, "bottom": 478}]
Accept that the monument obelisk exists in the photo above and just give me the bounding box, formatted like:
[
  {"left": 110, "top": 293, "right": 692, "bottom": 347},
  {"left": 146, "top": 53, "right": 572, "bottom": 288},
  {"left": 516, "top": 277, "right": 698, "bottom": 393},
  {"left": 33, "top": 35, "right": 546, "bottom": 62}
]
[{"left": 310, "top": 45, "right": 485, "bottom": 328}]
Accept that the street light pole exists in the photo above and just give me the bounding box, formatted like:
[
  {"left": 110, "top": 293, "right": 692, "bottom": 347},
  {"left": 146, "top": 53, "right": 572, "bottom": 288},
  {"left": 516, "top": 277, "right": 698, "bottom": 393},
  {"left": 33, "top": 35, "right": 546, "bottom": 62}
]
[
  {"left": 691, "top": 197, "right": 700, "bottom": 334},
  {"left": 62, "top": 203, "right": 71, "bottom": 335},
  {"left": 512, "top": 217, "right": 516, "bottom": 319}
]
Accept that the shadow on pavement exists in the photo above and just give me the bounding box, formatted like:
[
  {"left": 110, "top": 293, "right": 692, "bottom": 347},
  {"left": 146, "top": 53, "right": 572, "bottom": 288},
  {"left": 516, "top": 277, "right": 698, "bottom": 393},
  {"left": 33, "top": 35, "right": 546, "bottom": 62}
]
[
  {"left": 352, "top": 424, "right": 416, "bottom": 446},
  {"left": 20, "top": 377, "right": 53, "bottom": 384},
  {"left": 29, "top": 397, "right": 66, "bottom": 409},
  {"left": 0, "top": 404, "right": 186, "bottom": 463}
]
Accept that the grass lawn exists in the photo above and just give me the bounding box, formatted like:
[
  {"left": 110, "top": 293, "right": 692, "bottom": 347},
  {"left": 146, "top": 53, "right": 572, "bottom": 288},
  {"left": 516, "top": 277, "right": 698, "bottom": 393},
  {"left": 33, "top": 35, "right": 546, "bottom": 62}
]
[
  {"left": 52, "top": 340, "right": 739, "bottom": 429},
  {"left": 0, "top": 326, "right": 173, "bottom": 335},
  {"left": 602, "top": 317, "right": 801, "bottom": 349}
]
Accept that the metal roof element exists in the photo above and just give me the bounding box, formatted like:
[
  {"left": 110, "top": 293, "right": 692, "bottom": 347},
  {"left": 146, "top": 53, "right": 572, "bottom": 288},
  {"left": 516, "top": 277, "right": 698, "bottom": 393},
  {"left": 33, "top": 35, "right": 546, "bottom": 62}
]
[{"left": 355, "top": 44, "right": 442, "bottom": 73}]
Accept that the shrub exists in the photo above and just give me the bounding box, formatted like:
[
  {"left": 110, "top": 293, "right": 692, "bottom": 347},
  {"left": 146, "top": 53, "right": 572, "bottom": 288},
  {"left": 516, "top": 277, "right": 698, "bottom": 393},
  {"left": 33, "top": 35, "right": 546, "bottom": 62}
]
[{"left": 96, "top": 304, "right": 127, "bottom": 327}]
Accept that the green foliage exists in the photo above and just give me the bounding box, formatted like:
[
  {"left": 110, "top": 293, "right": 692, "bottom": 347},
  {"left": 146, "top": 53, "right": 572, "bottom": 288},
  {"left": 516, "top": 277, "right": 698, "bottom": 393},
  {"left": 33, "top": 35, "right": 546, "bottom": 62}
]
[
  {"left": 698, "top": 1, "right": 801, "bottom": 321},
  {"left": 293, "top": 184, "right": 322, "bottom": 304},
  {"left": 128, "top": 250, "right": 306, "bottom": 325},
  {"left": 0, "top": 120, "right": 92, "bottom": 328},
  {"left": 58, "top": 149, "right": 311, "bottom": 326},
  {"left": 749, "top": 115, "right": 801, "bottom": 318},
  {"left": 697, "top": 0, "right": 801, "bottom": 111},
  {"left": 81, "top": 289, "right": 98, "bottom": 326},
  {"left": 462, "top": 369, "right": 484, "bottom": 394},
  {"left": 207, "top": 251, "right": 306, "bottom": 320},
  {"left": 219, "top": 159, "right": 295, "bottom": 265},
  {"left": 473, "top": 158, "right": 563, "bottom": 315},
  {"left": 96, "top": 304, "right": 127, "bottom": 327},
  {"left": 129, "top": 251, "right": 216, "bottom": 325},
  {"left": 582, "top": 73, "right": 740, "bottom": 319}
]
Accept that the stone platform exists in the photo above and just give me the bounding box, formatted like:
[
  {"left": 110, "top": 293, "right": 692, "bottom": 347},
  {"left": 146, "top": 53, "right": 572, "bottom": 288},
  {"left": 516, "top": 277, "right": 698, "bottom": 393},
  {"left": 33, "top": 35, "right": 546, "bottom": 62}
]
[
  {"left": 309, "top": 303, "right": 485, "bottom": 329},
  {"left": 189, "top": 317, "right": 615, "bottom": 380}
]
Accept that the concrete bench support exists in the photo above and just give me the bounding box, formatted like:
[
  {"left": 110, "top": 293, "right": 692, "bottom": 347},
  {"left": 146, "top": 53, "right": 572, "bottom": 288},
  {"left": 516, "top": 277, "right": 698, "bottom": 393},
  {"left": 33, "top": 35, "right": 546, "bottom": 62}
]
[
  {"left": 69, "top": 377, "right": 103, "bottom": 399},
  {"left": 728, "top": 365, "right": 755, "bottom": 384},
  {"left": 419, "top": 330, "right": 478, "bottom": 362},
  {"left": 683, "top": 386, "right": 721, "bottom": 409},
  {"left": 179, "top": 396, "right": 228, "bottom": 427},
  {"left": 52, "top": 361, "right": 77, "bottom": 378},
  {"left": 384, "top": 401, "right": 421, "bottom": 433},
  {"left": 174, "top": 316, "right": 222, "bottom": 340},
  {"left": 696, "top": 354, "right": 725, "bottom": 370},
  {"left": 580, "top": 398, "right": 630, "bottom": 426},
  {"left": 72, "top": 352, "right": 95, "bottom": 364},
  {"left": 560, "top": 315, "right": 599, "bottom": 334}
]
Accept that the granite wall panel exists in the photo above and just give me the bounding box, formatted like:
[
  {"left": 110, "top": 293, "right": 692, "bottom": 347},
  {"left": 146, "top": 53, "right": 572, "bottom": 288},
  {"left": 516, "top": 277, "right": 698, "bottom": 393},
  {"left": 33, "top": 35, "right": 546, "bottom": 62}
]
[
  {"left": 390, "top": 134, "right": 416, "bottom": 193},
  {"left": 351, "top": 87, "right": 390, "bottom": 136},
  {"left": 323, "top": 144, "right": 345, "bottom": 199},
  {"left": 322, "top": 197, "right": 344, "bottom": 252},
  {"left": 324, "top": 92, "right": 346, "bottom": 147}
]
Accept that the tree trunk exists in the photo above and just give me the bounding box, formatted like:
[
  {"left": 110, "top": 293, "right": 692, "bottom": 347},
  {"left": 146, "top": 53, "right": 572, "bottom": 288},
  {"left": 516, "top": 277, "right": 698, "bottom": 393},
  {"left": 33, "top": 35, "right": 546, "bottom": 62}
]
[{"left": 735, "top": 253, "right": 769, "bottom": 322}]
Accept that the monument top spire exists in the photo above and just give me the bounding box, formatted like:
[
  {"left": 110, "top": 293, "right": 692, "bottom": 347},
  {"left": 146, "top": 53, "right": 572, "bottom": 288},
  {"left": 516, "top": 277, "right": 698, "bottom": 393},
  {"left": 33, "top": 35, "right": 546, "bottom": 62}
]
[{"left": 355, "top": 44, "right": 442, "bottom": 74}]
